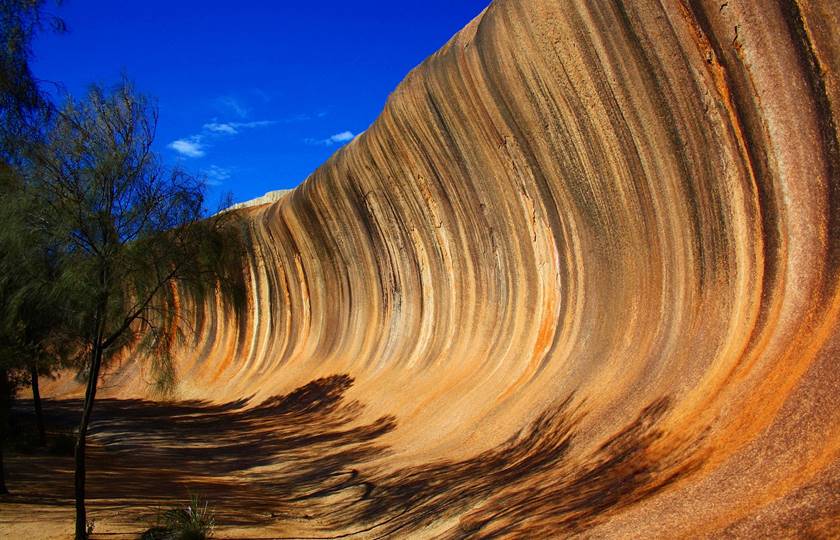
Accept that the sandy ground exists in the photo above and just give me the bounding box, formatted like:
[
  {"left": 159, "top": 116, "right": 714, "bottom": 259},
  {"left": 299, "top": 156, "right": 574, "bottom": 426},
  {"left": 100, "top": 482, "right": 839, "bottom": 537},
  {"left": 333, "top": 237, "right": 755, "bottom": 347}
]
[
  {"left": 0, "top": 394, "right": 335, "bottom": 539},
  {"left": 1, "top": 378, "right": 404, "bottom": 539},
  {"left": 0, "top": 383, "right": 715, "bottom": 539}
]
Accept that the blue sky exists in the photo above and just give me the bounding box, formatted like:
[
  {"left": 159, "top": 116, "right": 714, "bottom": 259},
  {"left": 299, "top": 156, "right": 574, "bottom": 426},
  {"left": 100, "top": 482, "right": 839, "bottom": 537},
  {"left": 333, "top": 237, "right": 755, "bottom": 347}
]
[{"left": 32, "top": 0, "right": 489, "bottom": 207}]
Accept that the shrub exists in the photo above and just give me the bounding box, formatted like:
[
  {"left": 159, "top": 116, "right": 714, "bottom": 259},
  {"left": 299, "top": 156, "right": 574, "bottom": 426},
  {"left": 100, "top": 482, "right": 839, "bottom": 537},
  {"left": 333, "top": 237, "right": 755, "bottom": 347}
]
[{"left": 140, "top": 495, "right": 215, "bottom": 540}]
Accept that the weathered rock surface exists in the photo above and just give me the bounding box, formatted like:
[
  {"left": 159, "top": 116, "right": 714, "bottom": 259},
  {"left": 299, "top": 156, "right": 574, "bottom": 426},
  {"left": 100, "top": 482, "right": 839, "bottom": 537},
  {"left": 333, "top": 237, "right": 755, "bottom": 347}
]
[
  {"left": 54, "top": 0, "right": 840, "bottom": 536},
  {"left": 223, "top": 189, "right": 291, "bottom": 212}
]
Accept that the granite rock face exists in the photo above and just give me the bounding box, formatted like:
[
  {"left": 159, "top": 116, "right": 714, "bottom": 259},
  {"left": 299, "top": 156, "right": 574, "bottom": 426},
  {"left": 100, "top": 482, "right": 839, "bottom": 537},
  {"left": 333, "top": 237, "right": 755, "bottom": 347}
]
[{"left": 83, "top": 1, "right": 840, "bottom": 536}]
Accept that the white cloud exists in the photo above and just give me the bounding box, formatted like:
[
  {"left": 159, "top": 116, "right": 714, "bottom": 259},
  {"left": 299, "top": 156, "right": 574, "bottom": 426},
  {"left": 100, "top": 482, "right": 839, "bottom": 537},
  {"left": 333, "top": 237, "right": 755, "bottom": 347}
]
[
  {"left": 203, "top": 120, "right": 276, "bottom": 135},
  {"left": 170, "top": 118, "right": 277, "bottom": 160},
  {"left": 306, "top": 130, "right": 356, "bottom": 146},
  {"left": 203, "top": 122, "right": 238, "bottom": 135},
  {"left": 168, "top": 137, "right": 205, "bottom": 158},
  {"left": 203, "top": 165, "right": 231, "bottom": 186},
  {"left": 330, "top": 131, "right": 355, "bottom": 143},
  {"left": 215, "top": 96, "right": 250, "bottom": 118}
]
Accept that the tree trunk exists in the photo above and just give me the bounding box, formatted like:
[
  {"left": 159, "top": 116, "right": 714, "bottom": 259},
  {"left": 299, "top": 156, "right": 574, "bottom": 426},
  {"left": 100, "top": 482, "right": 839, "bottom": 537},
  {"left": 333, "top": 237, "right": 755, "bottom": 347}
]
[
  {"left": 0, "top": 368, "right": 10, "bottom": 495},
  {"left": 74, "top": 341, "right": 104, "bottom": 540},
  {"left": 29, "top": 363, "right": 45, "bottom": 446},
  {"left": 0, "top": 439, "right": 6, "bottom": 496}
]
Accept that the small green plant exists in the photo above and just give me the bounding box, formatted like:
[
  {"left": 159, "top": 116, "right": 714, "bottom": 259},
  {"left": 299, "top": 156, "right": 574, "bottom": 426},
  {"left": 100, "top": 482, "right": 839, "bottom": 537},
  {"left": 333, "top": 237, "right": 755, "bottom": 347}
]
[{"left": 140, "top": 494, "right": 215, "bottom": 540}]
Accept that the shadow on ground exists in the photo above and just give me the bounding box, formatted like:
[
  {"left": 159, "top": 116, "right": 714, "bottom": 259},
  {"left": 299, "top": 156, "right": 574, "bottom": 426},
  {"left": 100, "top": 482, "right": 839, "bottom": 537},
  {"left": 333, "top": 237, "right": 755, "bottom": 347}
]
[{"left": 3, "top": 375, "right": 705, "bottom": 538}]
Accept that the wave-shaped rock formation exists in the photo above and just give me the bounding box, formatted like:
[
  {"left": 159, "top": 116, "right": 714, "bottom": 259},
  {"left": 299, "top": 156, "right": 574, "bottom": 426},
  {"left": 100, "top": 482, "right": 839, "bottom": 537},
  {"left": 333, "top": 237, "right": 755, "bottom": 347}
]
[{"left": 56, "top": 0, "right": 840, "bottom": 537}]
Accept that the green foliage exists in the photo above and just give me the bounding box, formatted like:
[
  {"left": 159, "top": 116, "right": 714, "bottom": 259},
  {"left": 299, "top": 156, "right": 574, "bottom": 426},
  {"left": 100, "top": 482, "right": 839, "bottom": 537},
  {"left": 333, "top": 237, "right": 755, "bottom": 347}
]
[
  {"left": 0, "top": 1, "right": 63, "bottom": 105},
  {"left": 141, "top": 495, "right": 216, "bottom": 540},
  {"left": 0, "top": 6, "right": 246, "bottom": 530},
  {"left": 0, "top": 0, "right": 64, "bottom": 161},
  {"left": 0, "top": 141, "right": 79, "bottom": 393},
  {"left": 0, "top": 0, "right": 70, "bottom": 396},
  {"left": 8, "top": 79, "right": 247, "bottom": 538},
  {"left": 0, "top": 80, "right": 248, "bottom": 393},
  {"left": 0, "top": 175, "right": 69, "bottom": 391},
  {"left": 26, "top": 80, "right": 247, "bottom": 387}
]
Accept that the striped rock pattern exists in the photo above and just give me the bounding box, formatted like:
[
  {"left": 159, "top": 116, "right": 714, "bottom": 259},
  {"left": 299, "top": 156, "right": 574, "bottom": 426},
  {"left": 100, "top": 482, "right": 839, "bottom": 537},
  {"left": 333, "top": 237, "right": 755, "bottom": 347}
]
[{"left": 74, "top": 0, "right": 840, "bottom": 536}]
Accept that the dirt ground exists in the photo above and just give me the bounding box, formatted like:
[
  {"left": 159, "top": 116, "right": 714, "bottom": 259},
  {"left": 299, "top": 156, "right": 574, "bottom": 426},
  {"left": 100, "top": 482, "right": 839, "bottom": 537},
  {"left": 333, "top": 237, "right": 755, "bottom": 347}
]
[
  {"left": 0, "top": 376, "right": 398, "bottom": 539},
  {"left": 0, "top": 376, "right": 712, "bottom": 539}
]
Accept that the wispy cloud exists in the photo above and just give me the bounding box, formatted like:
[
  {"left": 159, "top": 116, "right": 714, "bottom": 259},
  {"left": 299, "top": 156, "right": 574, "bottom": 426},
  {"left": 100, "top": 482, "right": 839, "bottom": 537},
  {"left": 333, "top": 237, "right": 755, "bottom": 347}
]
[
  {"left": 203, "top": 120, "right": 277, "bottom": 135},
  {"left": 169, "top": 119, "right": 277, "bottom": 159},
  {"left": 215, "top": 96, "right": 250, "bottom": 118},
  {"left": 168, "top": 136, "right": 205, "bottom": 158},
  {"left": 306, "top": 130, "right": 356, "bottom": 146},
  {"left": 203, "top": 165, "right": 231, "bottom": 186},
  {"left": 275, "top": 112, "right": 328, "bottom": 122},
  {"left": 203, "top": 123, "right": 237, "bottom": 135},
  {"left": 169, "top": 99, "right": 327, "bottom": 160}
]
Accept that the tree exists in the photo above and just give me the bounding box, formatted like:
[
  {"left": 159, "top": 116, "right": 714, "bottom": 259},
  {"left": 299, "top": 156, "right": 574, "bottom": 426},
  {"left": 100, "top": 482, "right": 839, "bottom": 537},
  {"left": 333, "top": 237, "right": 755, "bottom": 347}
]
[
  {"left": 0, "top": 0, "right": 66, "bottom": 496},
  {"left": 1, "top": 0, "right": 64, "bottom": 159},
  {"left": 0, "top": 187, "right": 72, "bottom": 448},
  {"left": 0, "top": 176, "right": 68, "bottom": 495},
  {"left": 31, "top": 81, "right": 244, "bottom": 539}
]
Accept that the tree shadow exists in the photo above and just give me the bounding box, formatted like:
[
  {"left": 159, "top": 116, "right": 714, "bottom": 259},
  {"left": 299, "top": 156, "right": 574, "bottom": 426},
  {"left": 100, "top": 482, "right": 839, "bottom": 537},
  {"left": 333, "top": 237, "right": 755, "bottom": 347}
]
[
  {"left": 7, "top": 374, "right": 396, "bottom": 528},
  {"left": 6, "top": 376, "right": 706, "bottom": 538},
  {"left": 289, "top": 396, "right": 707, "bottom": 538}
]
